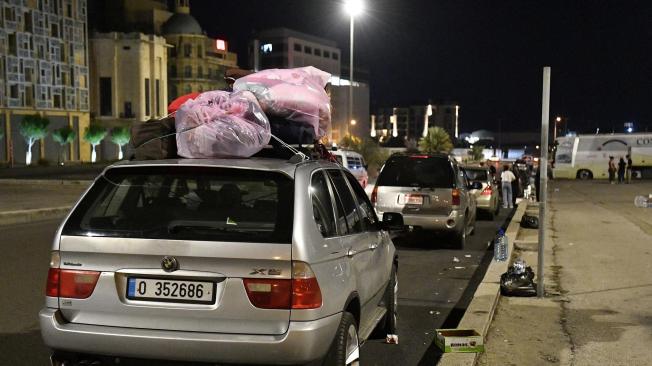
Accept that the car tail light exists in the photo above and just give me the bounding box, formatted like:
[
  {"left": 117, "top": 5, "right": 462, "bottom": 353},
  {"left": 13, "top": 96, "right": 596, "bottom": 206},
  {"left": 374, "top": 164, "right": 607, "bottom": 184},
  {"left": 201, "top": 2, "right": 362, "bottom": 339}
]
[
  {"left": 291, "top": 261, "right": 322, "bottom": 309},
  {"left": 243, "top": 261, "right": 322, "bottom": 310},
  {"left": 409, "top": 155, "right": 429, "bottom": 159},
  {"left": 371, "top": 185, "right": 378, "bottom": 205},
  {"left": 452, "top": 188, "right": 461, "bottom": 206},
  {"left": 243, "top": 278, "right": 292, "bottom": 309},
  {"left": 481, "top": 186, "right": 493, "bottom": 195},
  {"left": 45, "top": 251, "right": 100, "bottom": 299}
]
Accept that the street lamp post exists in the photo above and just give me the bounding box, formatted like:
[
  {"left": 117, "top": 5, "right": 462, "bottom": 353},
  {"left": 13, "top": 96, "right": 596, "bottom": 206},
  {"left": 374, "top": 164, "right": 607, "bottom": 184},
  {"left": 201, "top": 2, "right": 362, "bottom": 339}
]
[
  {"left": 344, "top": 0, "right": 363, "bottom": 137},
  {"left": 554, "top": 116, "right": 562, "bottom": 141}
]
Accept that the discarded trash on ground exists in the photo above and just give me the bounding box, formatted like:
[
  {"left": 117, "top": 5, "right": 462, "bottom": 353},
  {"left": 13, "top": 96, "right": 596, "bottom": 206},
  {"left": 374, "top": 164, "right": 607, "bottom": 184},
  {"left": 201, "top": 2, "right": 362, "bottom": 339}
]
[
  {"left": 452, "top": 256, "right": 460, "bottom": 263},
  {"left": 454, "top": 266, "right": 465, "bottom": 270},
  {"left": 520, "top": 214, "right": 539, "bottom": 229},
  {"left": 500, "top": 258, "right": 536, "bottom": 296},
  {"left": 464, "top": 254, "right": 472, "bottom": 258},
  {"left": 385, "top": 334, "right": 399, "bottom": 344},
  {"left": 435, "top": 329, "right": 484, "bottom": 353}
]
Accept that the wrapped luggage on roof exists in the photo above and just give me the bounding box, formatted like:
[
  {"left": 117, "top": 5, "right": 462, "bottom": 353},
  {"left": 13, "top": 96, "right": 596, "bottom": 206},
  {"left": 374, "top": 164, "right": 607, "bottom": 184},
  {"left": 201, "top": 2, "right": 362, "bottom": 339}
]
[
  {"left": 233, "top": 66, "right": 331, "bottom": 140},
  {"left": 175, "top": 90, "right": 271, "bottom": 158}
]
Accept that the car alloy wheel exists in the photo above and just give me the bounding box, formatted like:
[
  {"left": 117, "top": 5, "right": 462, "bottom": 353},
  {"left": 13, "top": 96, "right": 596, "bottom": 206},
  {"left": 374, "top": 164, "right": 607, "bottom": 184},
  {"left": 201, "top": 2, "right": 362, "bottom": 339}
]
[{"left": 345, "top": 322, "right": 360, "bottom": 366}]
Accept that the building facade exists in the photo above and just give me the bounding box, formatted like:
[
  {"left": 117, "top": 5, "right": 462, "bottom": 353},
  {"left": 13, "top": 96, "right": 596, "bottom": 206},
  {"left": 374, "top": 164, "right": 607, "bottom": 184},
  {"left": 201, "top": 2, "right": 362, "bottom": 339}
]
[
  {"left": 372, "top": 103, "right": 460, "bottom": 145},
  {"left": 163, "top": 0, "right": 237, "bottom": 102},
  {"left": 1, "top": 0, "right": 91, "bottom": 164},
  {"left": 249, "top": 28, "right": 341, "bottom": 76}
]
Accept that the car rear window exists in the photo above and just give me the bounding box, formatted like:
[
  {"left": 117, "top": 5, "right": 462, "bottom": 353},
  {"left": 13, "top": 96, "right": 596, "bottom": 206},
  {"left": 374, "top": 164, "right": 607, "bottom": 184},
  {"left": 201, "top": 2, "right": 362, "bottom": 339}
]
[
  {"left": 346, "top": 157, "right": 363, "bottom": 169},
  {"left": 464, "top": 169, "right": 488, "bottom": 181},
  {"left": 377, "top": 156, "right": 455, "bottom": 188},
  {"left": 62, "top": 166, "right": 294, "bottom": 243}
]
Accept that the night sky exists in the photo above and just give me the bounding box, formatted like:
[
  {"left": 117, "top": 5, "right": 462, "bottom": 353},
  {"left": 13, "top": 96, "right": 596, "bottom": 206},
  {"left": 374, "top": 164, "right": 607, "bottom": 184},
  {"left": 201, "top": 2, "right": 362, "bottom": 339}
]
[{"left": 192, "top": 0, "right": 652, "bottom": 134}]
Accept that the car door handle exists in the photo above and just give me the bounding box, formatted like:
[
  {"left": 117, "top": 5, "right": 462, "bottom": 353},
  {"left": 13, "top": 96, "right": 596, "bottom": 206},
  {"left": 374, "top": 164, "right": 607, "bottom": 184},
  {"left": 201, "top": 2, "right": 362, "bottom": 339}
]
[{"left": 347, "top": 248, "right": 358, "bottom": 257}]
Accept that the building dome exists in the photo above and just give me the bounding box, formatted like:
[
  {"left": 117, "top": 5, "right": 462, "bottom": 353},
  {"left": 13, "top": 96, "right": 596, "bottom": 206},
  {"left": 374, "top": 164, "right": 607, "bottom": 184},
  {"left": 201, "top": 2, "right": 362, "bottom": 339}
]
[{"left": 162, "top": 13, "right": 202, "bottom": 35}]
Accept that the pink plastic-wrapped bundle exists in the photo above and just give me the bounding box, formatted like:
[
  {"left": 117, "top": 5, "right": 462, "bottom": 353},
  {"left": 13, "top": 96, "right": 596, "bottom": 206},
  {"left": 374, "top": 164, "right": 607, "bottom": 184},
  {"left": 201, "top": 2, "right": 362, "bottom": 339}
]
[
  {"left": 175, "top": 90, "right": 271, "bottom": 158},
  {"left": 233, "top": 66, "right": 331, "bottom": 139}
]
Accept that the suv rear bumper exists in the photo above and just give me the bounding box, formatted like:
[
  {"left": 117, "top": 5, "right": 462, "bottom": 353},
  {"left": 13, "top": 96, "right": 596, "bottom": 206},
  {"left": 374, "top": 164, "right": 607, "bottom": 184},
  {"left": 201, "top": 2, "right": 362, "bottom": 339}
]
[
  {"left": 378, "top": 209, "right": 464, "bottom": 232},
  {"left": 40, "top": 308, "right": 341, "bottom": 364}
]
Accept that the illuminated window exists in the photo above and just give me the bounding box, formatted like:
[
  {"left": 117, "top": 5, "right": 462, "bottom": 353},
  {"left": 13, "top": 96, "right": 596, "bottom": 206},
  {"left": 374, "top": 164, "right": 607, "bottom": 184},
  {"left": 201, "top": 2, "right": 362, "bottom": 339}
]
[
  {"left": 216, "top": 39, "right": 226, "bottom": 51},
  {"left": 261, "top": 43, "right": 273, "bottom": 53}
]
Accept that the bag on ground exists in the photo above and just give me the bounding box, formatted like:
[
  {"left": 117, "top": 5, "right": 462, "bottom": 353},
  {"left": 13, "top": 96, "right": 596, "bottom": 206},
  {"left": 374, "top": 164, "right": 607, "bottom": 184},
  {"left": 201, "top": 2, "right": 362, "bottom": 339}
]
[
  {"left": 175, "top": 90, "right": 271, "bottom": 158},
  {"left": 233, "top": 66, "right": 331, "bottom": 141}
]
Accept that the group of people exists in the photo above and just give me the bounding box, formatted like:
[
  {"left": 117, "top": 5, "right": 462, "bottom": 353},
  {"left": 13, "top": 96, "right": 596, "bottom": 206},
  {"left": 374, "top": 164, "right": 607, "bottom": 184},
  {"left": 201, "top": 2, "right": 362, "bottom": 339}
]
[
  {"left": 608, "top": 155, "right": 633, "bottom": 184},
  {"left": 484, "top": 162, "right": 531, "bottom": 210}
]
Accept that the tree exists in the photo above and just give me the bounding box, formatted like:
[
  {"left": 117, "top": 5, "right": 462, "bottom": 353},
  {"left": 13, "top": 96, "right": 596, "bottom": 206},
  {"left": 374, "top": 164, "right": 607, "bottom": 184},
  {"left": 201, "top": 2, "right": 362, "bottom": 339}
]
[
  {"left": 470, "top": 145, "right": 485, "bottom": 162},
  {"left": 110, "top": 126, "right": 131, "bottom": 160},
  {"left": 19, "top": 114, "right": 50, "bottom": 165},
  {"left": 338, "top": 134, "right": 390, "bottom": 175},
  {"left": 52, "top": 126, "right": 76, "bottom": 165},
  {"left": 83, "top": 124, "right": 108, "bottom": 163},
  {"left": 418, "top": 127, "right": 453, "bottom": 154}
]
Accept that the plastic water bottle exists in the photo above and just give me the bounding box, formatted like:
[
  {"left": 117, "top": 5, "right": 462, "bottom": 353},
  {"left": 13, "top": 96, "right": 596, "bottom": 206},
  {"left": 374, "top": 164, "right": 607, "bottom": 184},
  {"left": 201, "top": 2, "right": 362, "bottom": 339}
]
[
  {"left": 634, "top": 195, "right": 652, "bottom": 208},
  {"left": 494, "top": 229, "right": 509, "bottom": 262}
]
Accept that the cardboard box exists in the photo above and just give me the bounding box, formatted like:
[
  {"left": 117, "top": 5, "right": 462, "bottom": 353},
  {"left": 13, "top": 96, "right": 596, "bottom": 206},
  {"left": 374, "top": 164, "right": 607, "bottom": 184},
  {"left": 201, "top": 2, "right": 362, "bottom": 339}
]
[{"left": 434, "top": 329, "right": 484, "bottom": 353}]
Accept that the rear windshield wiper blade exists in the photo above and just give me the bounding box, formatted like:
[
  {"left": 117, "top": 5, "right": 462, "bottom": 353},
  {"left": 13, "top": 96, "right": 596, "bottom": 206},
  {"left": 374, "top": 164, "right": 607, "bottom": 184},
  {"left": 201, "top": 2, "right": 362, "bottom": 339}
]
[{"left": 167, "top": 224, "right": 259, "bottom": 236}]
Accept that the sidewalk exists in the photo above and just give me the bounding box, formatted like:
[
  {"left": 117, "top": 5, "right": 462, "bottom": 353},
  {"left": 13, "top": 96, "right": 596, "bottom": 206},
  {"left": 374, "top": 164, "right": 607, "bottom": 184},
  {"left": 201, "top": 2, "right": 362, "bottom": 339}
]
[{"left": 478, "top": 180, "right": 652, "bottom": 366}]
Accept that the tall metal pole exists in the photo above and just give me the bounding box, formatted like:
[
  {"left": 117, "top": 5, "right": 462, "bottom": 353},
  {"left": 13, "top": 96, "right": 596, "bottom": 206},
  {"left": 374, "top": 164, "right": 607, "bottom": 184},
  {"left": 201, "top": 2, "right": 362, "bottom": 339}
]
[
  {"left": 348, "top": 15, "right": 354, "bottom": 137},
  {"left": 538, "top": 67, "right": 551, "bottom": 298}
]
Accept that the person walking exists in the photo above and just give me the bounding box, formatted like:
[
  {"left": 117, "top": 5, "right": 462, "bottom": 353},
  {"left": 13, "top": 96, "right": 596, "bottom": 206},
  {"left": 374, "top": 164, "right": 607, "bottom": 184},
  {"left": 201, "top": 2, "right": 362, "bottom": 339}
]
[
  {"left": 618, "top": 157, "right": 626, "bottom": 183},
  {"left": 626, "top": 154, "right": 633, "bottom": 183},
  {"left": 501, "top": 165, "right": 516, "bottom": 209},
  {"left": 608, "top": 156, "right": 616, "bottom": 184},
  {"left": 511, "top": 164, "right": 521, "bottom": 206}
]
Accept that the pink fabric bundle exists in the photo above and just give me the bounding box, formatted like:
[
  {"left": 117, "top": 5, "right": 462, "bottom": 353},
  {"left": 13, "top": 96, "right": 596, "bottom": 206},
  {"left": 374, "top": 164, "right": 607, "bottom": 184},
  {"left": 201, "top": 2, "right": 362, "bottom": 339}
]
[
  {"left": 175, "top": 90, "right": 271, "bottom": 158},
  {"left": 233, "top": 66, "right": 331, "bottom": 139}
]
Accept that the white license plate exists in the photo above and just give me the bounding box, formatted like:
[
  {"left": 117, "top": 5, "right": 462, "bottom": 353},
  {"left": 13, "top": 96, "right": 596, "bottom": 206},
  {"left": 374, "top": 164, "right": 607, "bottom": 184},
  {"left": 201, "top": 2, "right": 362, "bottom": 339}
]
[
  {"left": 400, "top": 194, "right": 425, "bottom": 205},
  {"left": 127, "top": 277, "right": 215, "bottom": 304}
]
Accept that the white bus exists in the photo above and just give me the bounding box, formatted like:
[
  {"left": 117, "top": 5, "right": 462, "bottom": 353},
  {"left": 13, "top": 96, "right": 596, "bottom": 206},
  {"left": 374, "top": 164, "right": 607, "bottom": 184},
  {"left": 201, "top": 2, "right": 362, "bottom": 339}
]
[{"left": 553, "top": 133, "right": 652, "bottom": 180}]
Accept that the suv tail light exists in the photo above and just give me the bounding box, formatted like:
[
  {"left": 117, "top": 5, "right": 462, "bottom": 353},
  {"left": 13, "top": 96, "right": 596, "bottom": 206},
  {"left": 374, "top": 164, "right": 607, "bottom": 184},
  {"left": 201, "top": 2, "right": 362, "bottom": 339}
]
[
  {"left": 46, "top": 251, "right": 100, "bottom": 299},
  {"left": 481, "top": 185, "right": 493, "bottom": 195},
  {"left": 243, "top": 261, "right": 322, "bottom": 310},
  {"left": 452, "top": 188, "right": 461, "bottom": 206},
  {"left": 371, "top": 185, "right": 378, "bottom": 205}
]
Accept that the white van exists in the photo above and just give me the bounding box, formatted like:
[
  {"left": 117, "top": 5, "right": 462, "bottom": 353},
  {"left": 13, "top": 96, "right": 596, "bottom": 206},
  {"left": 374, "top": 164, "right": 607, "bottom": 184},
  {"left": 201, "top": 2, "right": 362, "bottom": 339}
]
[{"left": 331, "top": 149, "right": 369, "bottom": 188}]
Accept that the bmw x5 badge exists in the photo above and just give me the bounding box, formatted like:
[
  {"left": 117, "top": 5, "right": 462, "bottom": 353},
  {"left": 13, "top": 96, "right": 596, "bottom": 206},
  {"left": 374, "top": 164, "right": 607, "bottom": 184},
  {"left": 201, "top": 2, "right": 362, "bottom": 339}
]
[{"left": 161, "top": 256, "right": 179, "bottom": 272}]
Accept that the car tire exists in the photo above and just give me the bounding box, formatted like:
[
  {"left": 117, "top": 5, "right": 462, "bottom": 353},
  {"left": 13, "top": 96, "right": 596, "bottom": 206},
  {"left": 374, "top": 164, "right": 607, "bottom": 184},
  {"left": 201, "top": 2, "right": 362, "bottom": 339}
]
[
  {"left": 323, "top": 312, "right": 360, "bottom": 366},
  {"left": 577, "top": 169, "right": 593, "bottom": 180},
  {"left": 382, "top": 265, "right": 398, "bottom": 335}
]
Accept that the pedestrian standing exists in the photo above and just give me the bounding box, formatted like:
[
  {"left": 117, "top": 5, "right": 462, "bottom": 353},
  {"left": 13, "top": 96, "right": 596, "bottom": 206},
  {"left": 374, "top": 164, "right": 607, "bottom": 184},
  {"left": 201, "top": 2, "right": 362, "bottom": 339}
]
[
  {"left": 501, "top": 165, "right": 516, "bottom": 209},
  {"left": 617, "top": 157, "right": 626, "bottom": 183},
  {"left": 608, "top": 156, "right": 616, "bottom": 184},
  {"left": 511, "top": 164, "right": 520, "bottom": 206},
  {"left": 626, "top": 154, "right": 633, "bottom": 183}
]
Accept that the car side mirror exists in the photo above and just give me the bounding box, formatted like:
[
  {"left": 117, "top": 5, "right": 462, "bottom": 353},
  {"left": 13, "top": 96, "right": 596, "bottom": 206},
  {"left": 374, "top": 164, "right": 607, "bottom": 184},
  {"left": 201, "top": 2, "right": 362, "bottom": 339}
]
[
  {"left": 469, "top": 181, "right": 483, "bottom": 190},
  {"left": 381, "top": 212, "right": 404, "bottom": 232}
]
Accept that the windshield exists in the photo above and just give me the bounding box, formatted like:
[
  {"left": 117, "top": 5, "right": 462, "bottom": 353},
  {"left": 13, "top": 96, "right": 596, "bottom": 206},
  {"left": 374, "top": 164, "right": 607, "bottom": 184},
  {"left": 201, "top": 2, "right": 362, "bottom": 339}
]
[
  {"left": 377, "top": 156, "right": 455, "bottom": 188},
  {"left": 464, "top": 169, "right": 488, "bottom": 182},
  {"left": 555, "top": 138, "right": 574, "bottom": 164},
  {"left": 62, "top": 166, "right": 294, "bottom": 243}
]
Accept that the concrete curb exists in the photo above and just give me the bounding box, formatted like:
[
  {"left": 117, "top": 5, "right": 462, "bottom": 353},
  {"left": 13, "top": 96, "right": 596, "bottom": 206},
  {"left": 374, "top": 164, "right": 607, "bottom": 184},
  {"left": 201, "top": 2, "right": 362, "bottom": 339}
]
[
  {"left": 0, "top": 179, "right": 92, "bottom": 186},
  {"left": 438, "top": 202, "right": 527, "bottom": 366},
  {"left": 0, "top": 206, "right": 72, "bottom": 226}
]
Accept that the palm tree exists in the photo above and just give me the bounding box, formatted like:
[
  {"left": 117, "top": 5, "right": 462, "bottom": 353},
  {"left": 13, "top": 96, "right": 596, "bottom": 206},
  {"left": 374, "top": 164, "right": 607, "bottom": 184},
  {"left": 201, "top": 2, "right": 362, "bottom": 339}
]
[
  {"left": 470, "top": 145, "right": 485, "bottom": 162},
  {"left": 52, "top": 126, "right": 76, "bottom": 165},
  {"left": 110, "top": 126, "right": 131, "bottom": 160},
  {"left": 418, "top": 127, "right": 453, "bottom": 154},
  {"left": 19, "top": 114, "right": 50, "bottom": 165},
  {"left": 83, "top": 125, "right": 108, "bottom": 163}
]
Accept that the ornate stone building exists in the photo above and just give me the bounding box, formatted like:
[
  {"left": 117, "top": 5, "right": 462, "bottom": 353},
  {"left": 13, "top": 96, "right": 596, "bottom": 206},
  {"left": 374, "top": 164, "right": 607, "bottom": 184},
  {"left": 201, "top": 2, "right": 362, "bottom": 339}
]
[{"left": 0, "top": 0, "right": 91, "bottom": 164}]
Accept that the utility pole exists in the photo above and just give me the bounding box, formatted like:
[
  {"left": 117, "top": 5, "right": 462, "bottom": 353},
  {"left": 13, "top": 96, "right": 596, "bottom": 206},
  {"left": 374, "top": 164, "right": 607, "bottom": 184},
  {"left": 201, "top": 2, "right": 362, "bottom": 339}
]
[{"left": 538, "top": 67, "right": 551, "bottom": 298}]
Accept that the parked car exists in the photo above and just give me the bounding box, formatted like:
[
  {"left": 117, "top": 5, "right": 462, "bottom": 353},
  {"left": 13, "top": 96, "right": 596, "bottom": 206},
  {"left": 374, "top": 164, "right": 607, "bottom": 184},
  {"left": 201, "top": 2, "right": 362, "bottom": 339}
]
[
  {"left": 41, "top": 158, "right": 402, "bottom": 365},
  {"left": 462, "top": 165, "right": 500, "bottom": 220},
  {"left": 371, "top": 153, "right": 481, "bottom": 248},
  {"left": 331, "top": 149, "right": 369, "bottom": 188}
]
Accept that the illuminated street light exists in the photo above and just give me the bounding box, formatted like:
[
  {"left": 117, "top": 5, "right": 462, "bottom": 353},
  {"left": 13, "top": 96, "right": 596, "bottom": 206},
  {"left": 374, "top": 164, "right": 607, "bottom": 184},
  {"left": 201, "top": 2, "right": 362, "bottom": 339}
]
[
  {"left": 556, "top": 116, "right": 562, "bottom": 122},
  {"left": 350, "top": 119, "right": 357, "bottom": 126},
  {"left": 343, "top": 0, "right": 364, "bottom": 136}
]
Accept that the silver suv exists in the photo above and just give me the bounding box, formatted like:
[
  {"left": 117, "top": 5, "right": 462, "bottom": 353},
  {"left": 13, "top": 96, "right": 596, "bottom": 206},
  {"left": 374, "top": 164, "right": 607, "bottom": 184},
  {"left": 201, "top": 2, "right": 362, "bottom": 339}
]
[
  {"left": 40, "top": 158, "right": 400, "bottom": 365},
  {"left": 371, "top": 153, "right": 480, "bottom": 248}
]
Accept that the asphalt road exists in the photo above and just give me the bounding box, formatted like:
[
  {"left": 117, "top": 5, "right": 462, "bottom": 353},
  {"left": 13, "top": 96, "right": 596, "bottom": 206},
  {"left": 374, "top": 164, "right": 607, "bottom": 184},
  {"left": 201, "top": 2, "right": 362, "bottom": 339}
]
[
  {"left": 361, "top": 209, "right": 511, "bottom": 366},
  {"left": 0, "top": 210, "right": 509, "bottom": 366}
]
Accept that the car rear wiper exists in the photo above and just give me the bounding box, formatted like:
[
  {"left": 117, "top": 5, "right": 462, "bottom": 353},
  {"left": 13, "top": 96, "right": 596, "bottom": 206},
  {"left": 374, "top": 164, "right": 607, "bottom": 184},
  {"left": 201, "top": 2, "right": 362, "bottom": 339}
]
[{"left": 167, "top": 223, "right": 259, "bottom": 236}]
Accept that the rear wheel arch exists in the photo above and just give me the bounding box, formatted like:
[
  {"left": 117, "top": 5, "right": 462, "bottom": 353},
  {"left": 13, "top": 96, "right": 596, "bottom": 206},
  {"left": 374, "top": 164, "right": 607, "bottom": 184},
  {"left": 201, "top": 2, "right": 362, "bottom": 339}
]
[
  {"left": 343, "top": 293, "right": 361, "bottom": 327},
  {"left": 576, "top": 169, "right": 593, "bottom": 180}
]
